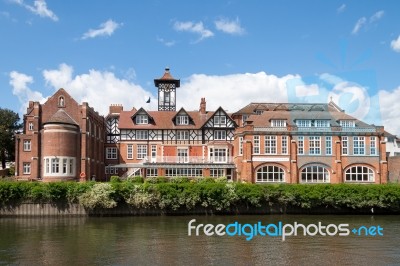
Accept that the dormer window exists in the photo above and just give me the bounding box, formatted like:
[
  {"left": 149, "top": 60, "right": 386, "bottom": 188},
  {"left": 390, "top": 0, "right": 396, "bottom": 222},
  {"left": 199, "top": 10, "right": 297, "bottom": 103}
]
[
  {"left": 176, "top": 115, "right": 189, "bottom": 125},
  {"left": 255, "top": 110, "right": 263, "bottom": 115},
  {"left": 296, "top": 120, "right": 311, "bottom": 127},
  {"left": 340, "top": 120, "right": 355, "bottom": 128},
  {"left": 315, "top": 120, "right": 330, "bottom": 127},
  {"left": 214, "top": 115, "right": 226, "bottom": 125},
  {"left": 136, "top": 114, "right": 148, "bottom": 124},
  {"left": 271, "top": 120, "right": 286, "bottom": 127}
]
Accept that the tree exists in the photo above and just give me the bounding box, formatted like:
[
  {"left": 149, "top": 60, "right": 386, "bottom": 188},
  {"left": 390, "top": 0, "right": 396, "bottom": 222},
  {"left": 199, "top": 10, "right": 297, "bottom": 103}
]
[{"left": 0, "top": 108, "right": 22, "bottom": 169}]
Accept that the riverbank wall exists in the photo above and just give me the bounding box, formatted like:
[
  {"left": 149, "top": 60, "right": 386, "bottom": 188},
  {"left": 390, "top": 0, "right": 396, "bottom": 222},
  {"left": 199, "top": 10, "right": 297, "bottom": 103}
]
[{"left": 0, "top": 203, "right": 387, "bottom": 217}]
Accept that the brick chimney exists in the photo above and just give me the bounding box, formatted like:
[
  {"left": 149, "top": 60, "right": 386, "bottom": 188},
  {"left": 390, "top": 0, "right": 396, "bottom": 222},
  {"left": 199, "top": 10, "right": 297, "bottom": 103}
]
[
  {"left": 109, "top": 104, "right": 123, "bottom": 114},
  {"left": 199, "top": 98, "right": 206, "bottom": 114}
]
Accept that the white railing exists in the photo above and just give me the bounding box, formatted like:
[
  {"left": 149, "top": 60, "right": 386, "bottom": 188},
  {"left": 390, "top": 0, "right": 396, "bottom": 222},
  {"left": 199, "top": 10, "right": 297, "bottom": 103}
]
[
  {"left": 254, "top": 126, "right": 377, "bottom": 133},
  {"left": 149, "top": 156, "right": 234, "bottom": 164}
]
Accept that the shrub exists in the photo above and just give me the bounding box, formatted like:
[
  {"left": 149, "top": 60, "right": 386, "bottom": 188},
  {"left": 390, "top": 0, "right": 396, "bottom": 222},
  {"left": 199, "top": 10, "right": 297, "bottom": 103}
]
[
  {"left": 124, "top": 184, "right": 159, "bottom": 208},
  {"left": 127, "top": 176, "right": 144, "bottom": 183},
  {"left": 170, "top": 177, "right": 190, "bottom": 183},
  {"left": 110, "top": 176, "right": 121, "bottom": 183},
  {"left": 79, "top": 183, "right": 117, "bottom": 209},
  {"left": 145, "top": 176, "right": 168, "bottom": 184}
]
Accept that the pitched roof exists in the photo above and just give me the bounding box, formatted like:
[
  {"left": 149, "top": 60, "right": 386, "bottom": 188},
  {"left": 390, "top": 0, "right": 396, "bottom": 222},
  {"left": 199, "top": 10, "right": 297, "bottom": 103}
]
[
  {"left": 44, "top": 109, "right": 78, "bottom": 126},
  {"left": 248, "top": 109, "right": 372, "bottom": 128},
  {"left": 118, "top": 109, "right": 215, "bottom": 129},
  {"left": 233, "top": 102, "right": 342, "bottom": 115},
  {"left": 154, "top": 67, "right": 180, "bottom": 87}
]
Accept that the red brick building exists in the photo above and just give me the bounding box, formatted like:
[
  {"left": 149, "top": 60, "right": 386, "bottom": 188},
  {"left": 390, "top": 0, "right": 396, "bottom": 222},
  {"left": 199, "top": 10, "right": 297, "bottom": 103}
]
[
  {"left": 104, "top": 68, "right": 237, "bottom": 180},
  {"left": 232, "top": 102, "right": 387, "bottom": 183},
  {"left": 15, "top": 89, "right": 105, "bottom": 181},
  {"left": 15, "top": 68, "right": 389, "bottom": 183}
]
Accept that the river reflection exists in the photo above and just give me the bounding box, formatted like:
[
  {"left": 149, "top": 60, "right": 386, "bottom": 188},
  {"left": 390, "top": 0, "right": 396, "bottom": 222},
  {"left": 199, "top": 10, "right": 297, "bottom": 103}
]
[{"left": 0, "top": 215, "right": 399, "bottom": 265}]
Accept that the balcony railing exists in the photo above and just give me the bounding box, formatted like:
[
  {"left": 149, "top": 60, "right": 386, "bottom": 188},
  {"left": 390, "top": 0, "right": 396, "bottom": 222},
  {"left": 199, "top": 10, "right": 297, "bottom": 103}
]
[
  {"left": 254, "top": 126, "right": 377, "bottom": 133},
  {"left": 145, "top": 156, "right": 234, "bottom": 164}
]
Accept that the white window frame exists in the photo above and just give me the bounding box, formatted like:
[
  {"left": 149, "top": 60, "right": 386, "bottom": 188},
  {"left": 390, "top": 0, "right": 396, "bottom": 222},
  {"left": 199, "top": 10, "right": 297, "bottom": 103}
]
[
  {"left": 28, "top": 122, "right": 34, "bottom": 131},
  {"left": 209, "top": 147, "right": 228, "bottom": 163},
  {"left": 177, "top": 148, "right": 189, "bottom": 163},
  {"left": 370, "top": 136, "right": 377, "bottom": 155},
  {"left": 106, "top": 147, "right": 118, "bottom": 159},
  {"left": 353, "top": 136, "right": 365, "bottom": 155},
  {"left": 282, "top": 136, "right": 288, "bottom": 154},
  {"left": 137, "top": 144, "right": 147, "bottom": 159},
  {"left": 23, "top": 140, "right": 31, "bottom": 151},
  {"left": 177, "top": 130, "right": 189, "bottom": 140},
  {"left": 214, "top": 115, "right": 227, "bottom": 125},
  {"left": 242, "top": 115, "right": 249, "bottom": 124},
  {"left": 265, "top": 136, "right": 277, "bottom": 154},
  {"left": 315, "top": 120, "right": 330, "bottom": 127},
  {"left": 136, "top": 130, "right": 148, "bottom": 140},
  {"left": 127, "top": 144, "right": 133, "bottom": 159},
  {"left": 309, "top": 136, "right": 321, "bottom": 155},
  {"left": 210, "top": 169, "right": 225, "bottom": 178},
  {"left": 340, "top": 120, "right": 355, "bottom": 128},
  {"left": 301, "top": 165, "right": 330, "bottom": 183},
  {"left": 253, "top": 135, "right": 260, "bottom": 154},
  {"left": 214, "top": 130, "right": 226, "bottom": 140},
  {"left": 256, "top": 165, "right": 285, "bottom": 183},
  {"left": 135, "top": 114, "right": 148, "bottom": 124},
  {"left": 326, "top": 136, "right": 332, "bottom": 155},
  {"left": 176, "top": 115, "right": 189, "bottom": 125},
  {"left": 342, "top": 136, "right": 348, "bottom": 155},
  {"left": 296, "top": 120, "right": 311, "bottom": 127},
  {"left": 298, "top": 136, "right": 304, "bottom": 155},
  {"left": 146, "top": 168, "right": 158, "bottom": 177},
  {"left": 271, "top": 120, "right": 286, "bottom": 127},
  {"left": 44, "top": 156, "right": 76, "bottom": 177},
  {"left": 345, "top": 166, "right": 374, "bottom": 182},
  {"left": 23, "top": 163, "right": 31, "bottom": 174}
]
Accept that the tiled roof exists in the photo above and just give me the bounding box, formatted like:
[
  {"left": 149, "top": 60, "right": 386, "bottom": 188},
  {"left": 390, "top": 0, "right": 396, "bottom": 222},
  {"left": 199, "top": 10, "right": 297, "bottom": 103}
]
[
  {"left": 248, "top": 110, "right": 372, "bottom": 128},
  {"left": 233, "top": 102, "right": 342, "bottom": 115},
  {"left": 158, "top": 67, "right": 175, "bottom": 80},
  {"left": 44, "top": 109, "right": 78, "bottom": 126},
  {"left": 118, "top": 109, "right": 215, "bottom": 129}
]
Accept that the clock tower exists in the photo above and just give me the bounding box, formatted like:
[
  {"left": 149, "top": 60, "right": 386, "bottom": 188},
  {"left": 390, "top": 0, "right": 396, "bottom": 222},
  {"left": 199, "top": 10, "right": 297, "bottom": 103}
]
[{"left": 154, "top": 67, "right": 180, "bottom": 111}]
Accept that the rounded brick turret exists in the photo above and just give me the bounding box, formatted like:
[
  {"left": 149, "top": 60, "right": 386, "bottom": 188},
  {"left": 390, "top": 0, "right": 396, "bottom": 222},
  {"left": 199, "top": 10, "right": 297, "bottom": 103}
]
[{"left": 41, "top": 109, "right": 80, "bottom": 181}]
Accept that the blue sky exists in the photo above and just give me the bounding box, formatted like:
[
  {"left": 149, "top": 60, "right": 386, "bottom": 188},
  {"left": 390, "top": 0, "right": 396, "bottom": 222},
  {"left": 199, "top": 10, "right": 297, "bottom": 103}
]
[{"left": 1, "top": 0, "right": 400, "bottom": 133}]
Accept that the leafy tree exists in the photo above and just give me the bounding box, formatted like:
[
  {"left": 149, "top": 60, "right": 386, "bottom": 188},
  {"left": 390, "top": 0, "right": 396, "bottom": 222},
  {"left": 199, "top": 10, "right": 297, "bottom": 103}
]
[{"left": 0, "top": 108, "right": 21, "bottom": 169}]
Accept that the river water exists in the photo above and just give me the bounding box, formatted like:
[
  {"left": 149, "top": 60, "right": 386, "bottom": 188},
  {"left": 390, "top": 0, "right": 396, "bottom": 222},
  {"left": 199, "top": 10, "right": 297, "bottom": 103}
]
[{"left": 0, "top": 215, "right": 399, "bottom": 265}]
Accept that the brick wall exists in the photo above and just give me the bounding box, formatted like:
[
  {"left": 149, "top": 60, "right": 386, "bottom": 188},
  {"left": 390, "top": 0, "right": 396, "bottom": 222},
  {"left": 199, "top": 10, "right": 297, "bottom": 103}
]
[{"left": 388, "top": 156, "right": 400, "bottom": 183}]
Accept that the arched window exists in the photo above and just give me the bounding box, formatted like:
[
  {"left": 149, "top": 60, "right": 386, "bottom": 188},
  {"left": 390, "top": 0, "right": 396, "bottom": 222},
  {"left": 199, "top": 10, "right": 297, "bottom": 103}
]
[
  {"left": 345, "top": 166, "right": 374, "bottom": 182},
  {"left": 256, "top": 165, "right": 285, "bottom": 183},
  {"left": 58, "top": 96, "right": 65, "bottom": 107},
  {"left": 301, "top": 165, "right": 330, "bottom": 183}
]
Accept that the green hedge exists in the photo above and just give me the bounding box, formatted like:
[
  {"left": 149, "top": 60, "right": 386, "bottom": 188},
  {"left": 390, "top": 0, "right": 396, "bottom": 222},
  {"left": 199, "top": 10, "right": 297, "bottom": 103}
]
[{"left": 1, "top": 181, "right": 400, "bottom": 212}]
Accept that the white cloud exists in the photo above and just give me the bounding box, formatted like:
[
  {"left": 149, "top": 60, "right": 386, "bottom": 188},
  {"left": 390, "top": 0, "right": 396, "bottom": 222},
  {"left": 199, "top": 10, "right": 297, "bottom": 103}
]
[
  {"left": 9, "top": 71, "right": 46, "bottom": 114},
  {"left": 156, "top": 37, "right": 176, "bottom": 47},
  {"left": 81, "top": 19, "right": 122, "bottom": 40},
  {"left": 352, "top": 17, "right": 366, "bottom": 34},
  {"left": 352, "top": 10, "right": 385, "bottom": 35},
  {"left": 370, "top": 10, "right": 384, "bottom": 23},
  {"left": 379, "top": 87, "right": 400, "bottom": 135},
  {"left": 173, "top": 21, "right": 214, "bottom": 42},
  {"left": 295, "top": 84, "right": 320, "bottom": 97},
  {"left": 42, "top": 64, "right": 155, "bottom": 115},
  {"left": 178, "top": 72, "right": 296, "bottom": 112},
  {"left": 12, "top": 0, "right": 58, "bottom": 21},
  {"left": 337, "top": 4, "right": 346, "bottom": 13},
  {"left": 215, "top": 17, "right": 245, "bottom": 35},
  {"left": 390, "top": 35, "right": 400, "bottom": 52},
  {"left": 10, "top": 67, "right": 399, "bottom": 135}
]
